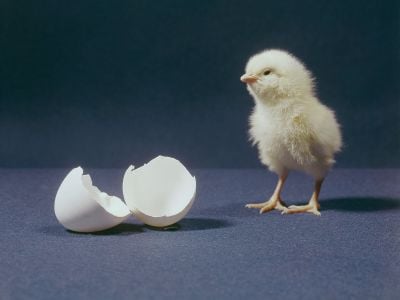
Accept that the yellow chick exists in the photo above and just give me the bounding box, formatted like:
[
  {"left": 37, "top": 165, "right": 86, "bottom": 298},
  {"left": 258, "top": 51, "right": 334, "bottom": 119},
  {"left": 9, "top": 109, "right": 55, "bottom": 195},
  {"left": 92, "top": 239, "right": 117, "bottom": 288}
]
[{"left": 241, "top": 49, "right": 342, "bottom": 215}]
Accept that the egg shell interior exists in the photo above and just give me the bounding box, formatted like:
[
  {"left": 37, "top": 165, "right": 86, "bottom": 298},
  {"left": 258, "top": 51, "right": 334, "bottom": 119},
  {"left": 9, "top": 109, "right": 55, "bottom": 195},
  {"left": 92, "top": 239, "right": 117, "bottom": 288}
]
[
  {"left": 81, "top": 174, "right": 131, "bottom": 218},
  {"left": 54, "top": 167, "right": 131, "bottom": 232}
]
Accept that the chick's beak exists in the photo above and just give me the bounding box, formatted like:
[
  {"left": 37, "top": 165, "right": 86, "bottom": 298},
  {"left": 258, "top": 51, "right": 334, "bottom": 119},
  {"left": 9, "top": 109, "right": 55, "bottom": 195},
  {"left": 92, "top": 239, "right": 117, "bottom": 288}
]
[{"left": 240, "top": 74, "right": 258, "bottom": 84}]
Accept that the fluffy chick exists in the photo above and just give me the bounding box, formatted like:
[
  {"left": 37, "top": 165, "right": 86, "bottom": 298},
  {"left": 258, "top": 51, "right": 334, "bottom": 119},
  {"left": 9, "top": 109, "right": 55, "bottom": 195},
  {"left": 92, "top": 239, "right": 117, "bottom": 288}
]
[{"left": 241, "top": 49, "right": 342, "bottom": 215}]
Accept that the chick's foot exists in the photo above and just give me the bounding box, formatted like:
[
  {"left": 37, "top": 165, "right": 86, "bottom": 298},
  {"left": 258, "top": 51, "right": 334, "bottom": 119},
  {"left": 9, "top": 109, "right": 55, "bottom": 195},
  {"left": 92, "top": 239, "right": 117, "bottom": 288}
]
[
  {"left": 283, "top": 203, "right": 321, "bottom": 216},
  {"left": 245, "top": 197, "right": 287, "bottom": 214}
]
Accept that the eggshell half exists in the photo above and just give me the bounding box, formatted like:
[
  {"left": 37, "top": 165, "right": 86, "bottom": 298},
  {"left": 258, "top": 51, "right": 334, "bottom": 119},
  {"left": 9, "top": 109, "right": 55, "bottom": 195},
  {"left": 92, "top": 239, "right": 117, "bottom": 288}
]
[
  {"left": 54, "top": 167, "right": 131, "bottom": 232},
  {"left": 123, "top": 156, "right": 196, "bottom": 227}
]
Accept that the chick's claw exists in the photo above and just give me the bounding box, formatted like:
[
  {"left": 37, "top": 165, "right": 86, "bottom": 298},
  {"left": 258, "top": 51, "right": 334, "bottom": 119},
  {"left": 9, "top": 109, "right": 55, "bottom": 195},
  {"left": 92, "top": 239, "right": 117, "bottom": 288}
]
[{"left": 245, "top": 203, "right": 267, "bottom": 209}]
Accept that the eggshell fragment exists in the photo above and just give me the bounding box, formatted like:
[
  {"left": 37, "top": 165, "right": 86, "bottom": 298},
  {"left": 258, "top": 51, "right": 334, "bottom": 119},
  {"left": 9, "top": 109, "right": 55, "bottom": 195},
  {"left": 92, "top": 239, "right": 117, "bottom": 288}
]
[
  {"left": 123, "top": 156, "right": 196, "bottom": 227},
  {"left": 54, "top": 167, "right": 131, "bottom": 233}
]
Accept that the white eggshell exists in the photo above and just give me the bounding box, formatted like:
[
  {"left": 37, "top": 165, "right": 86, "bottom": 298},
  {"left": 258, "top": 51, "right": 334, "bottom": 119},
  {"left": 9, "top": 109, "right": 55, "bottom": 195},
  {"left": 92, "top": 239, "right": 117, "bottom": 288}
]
[
  {"left": 54, "top": 167, "right": 131, "bottom": 232},
  {"left": 123, "top": 156, "right": 196, "bottom": 227}
]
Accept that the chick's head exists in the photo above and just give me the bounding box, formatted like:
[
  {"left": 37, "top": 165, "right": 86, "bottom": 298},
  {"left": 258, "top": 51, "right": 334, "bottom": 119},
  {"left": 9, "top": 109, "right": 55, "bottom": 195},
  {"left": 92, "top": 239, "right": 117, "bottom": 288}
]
[{"left": 241, "top": 49, "right": 314, "bottom": 102}]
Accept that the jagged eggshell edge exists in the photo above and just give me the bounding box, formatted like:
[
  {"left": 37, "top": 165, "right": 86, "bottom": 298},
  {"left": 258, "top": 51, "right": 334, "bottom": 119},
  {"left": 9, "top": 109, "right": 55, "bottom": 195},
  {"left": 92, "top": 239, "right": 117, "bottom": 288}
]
[
  {"left": 122, "top": 156, "right": 196, "bottom": 227},
  {"left": 54, "top": 167, "right": 130, "bottom": 233}
]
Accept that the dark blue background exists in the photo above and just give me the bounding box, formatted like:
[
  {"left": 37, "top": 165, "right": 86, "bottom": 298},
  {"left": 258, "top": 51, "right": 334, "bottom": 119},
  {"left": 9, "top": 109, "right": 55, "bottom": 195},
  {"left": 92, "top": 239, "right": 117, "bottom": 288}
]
[{"left": 1, "top": 0, "right": 399, "bottom": 168}]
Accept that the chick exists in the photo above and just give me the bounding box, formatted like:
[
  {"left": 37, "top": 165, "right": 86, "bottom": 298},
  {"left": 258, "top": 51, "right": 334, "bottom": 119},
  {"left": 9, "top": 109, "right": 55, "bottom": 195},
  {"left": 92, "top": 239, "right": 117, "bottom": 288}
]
[{"left": 241, "top": 49, "right": 342, "bottom": 215}]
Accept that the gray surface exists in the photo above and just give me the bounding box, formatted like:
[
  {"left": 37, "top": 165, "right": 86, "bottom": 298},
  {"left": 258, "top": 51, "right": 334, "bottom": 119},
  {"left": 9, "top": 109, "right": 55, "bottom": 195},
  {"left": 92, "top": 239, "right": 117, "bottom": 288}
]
[{"left": 0, "top": 168, "right": 399, "bottom": 299}]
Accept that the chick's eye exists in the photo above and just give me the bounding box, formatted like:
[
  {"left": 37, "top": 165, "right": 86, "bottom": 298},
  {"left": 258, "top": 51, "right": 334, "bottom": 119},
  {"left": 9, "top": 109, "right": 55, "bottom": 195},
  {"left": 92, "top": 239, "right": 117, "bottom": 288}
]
[{"left": 263, "top": 70, "right": 271, "bottom": 76}]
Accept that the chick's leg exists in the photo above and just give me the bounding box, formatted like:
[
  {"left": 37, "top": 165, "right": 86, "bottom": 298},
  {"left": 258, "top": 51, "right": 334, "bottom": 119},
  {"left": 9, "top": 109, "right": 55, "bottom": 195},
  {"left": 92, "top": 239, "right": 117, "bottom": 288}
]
[
  {"left": 284, "top": 179, "right": 323, "bottom": 216},
  {"left": 246, "top": 173, "right": 288, "bottom": 214}
]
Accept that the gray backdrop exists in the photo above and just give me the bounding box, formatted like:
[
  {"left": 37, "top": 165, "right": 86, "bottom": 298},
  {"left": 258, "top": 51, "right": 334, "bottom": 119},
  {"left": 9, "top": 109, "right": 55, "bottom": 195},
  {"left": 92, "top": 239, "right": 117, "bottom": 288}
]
[{"left": 1, "top": 0, "right": 399, "bottom": 168}]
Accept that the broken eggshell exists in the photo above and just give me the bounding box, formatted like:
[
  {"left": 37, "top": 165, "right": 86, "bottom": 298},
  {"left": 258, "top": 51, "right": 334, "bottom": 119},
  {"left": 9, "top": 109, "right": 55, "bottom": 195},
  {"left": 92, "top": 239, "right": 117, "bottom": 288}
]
[
  {"left": 54, "top": 167, "right": 131, "bottom": 233},
  {"left": 123, "top": 156, "right": 196, "bottom": 227}
]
